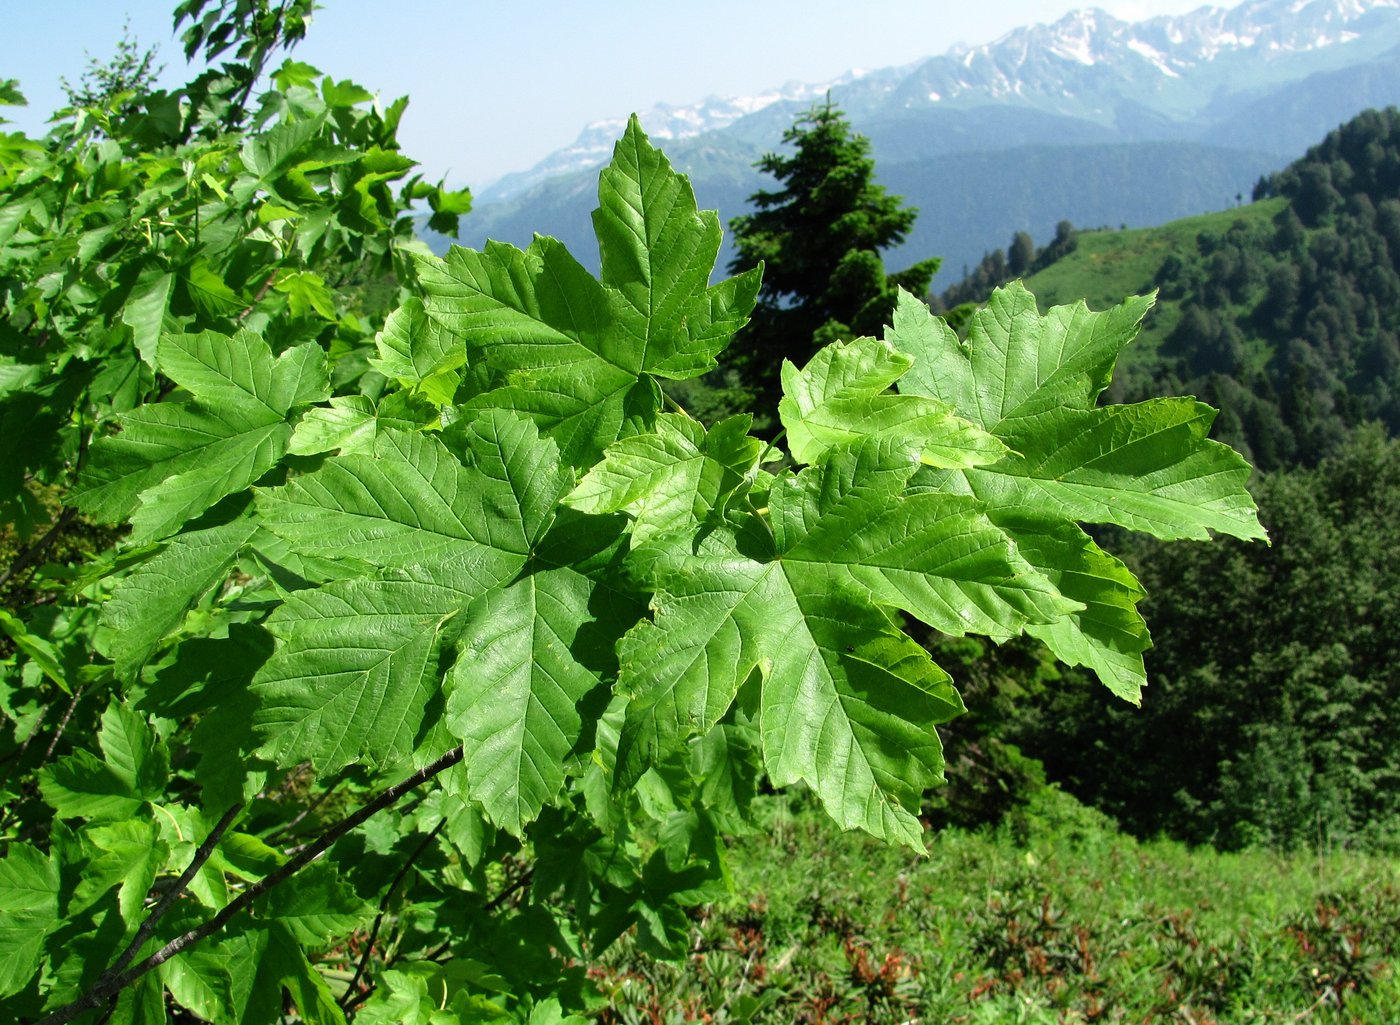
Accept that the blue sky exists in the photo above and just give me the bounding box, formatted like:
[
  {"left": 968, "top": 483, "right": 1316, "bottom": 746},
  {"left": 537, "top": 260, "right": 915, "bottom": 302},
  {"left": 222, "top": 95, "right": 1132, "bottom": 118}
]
[{"left": 5, "top": 1, "right": 1240, "bottom": 190}]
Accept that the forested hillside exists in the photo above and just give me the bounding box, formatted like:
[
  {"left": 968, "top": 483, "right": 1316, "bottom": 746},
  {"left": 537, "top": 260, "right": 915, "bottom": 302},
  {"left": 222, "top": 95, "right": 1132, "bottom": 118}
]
[
  {"left": 935, "top": 108, "right": 1400, "bottom": 850},
  {"left": 948, "top": 106, "right": 1400, "bottom": 471}
]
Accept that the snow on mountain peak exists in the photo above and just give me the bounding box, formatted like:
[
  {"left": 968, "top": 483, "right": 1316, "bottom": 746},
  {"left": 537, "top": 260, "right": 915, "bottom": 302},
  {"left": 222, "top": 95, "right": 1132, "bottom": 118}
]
[{"left": 480, "top": 0, "right": 1400, "bottom": 202}]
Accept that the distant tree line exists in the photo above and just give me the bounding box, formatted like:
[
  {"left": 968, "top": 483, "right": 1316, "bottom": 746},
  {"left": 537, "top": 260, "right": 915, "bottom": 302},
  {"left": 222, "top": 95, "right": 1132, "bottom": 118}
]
[
  {"left": 1147, "top": 108, "right": 1400, "bottom": 469},
  {"left": 935, "top": 220, "right": 1078, "bottom": 315}
]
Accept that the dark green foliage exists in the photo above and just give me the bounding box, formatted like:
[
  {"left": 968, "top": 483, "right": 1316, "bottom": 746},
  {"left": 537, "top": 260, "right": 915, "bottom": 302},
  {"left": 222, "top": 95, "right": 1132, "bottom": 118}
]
[
  {"left": 939, "top": 247, "right": 1008, "bottom": 313},
  {"left": 915, "top": 633, "right": 1057, "bottom": 831},
  {"left": 1084, "top": 108, "right": 1400, "bottom": 470},
  {"left": 725, "top": 99, "right": 939, "bottom": 411},
  {"left": 1260, "top": 108, "right": 1400, "bottom": 226},
  {"left": 1007, "top": 230, "right": 1035, "bottom": 277},
  {"left": 1015, "top": 426, "right": 1400, "bottom": 850}
]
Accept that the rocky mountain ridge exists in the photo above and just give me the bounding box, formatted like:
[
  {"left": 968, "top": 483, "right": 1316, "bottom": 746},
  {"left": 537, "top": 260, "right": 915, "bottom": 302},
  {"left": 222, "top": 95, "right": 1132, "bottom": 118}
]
[{"left": 479, "top": 0, "right": 1400, "bottom": 203}]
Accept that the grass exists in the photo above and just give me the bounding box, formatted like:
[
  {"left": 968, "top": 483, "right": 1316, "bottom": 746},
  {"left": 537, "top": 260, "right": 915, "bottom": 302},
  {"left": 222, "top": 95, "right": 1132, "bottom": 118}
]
[{"left": 591, "top": 788, "right": 1400, "bottom": 1023}]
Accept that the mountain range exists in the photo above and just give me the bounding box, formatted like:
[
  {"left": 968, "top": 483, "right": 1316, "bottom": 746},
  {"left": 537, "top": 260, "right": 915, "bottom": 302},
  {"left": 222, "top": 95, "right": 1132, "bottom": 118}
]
[{"left": 429, "top": 0, "right": 1400, "bottom": 284}]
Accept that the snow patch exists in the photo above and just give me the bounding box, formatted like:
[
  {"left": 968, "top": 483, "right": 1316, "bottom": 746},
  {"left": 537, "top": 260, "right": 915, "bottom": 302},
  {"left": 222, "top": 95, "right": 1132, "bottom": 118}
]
[
  {"left": 1050, "top": 31, "right": 1097, "bottom": 65},
  {"left": 1127, "top": 38, "right": 1182, "bottom": 77}
]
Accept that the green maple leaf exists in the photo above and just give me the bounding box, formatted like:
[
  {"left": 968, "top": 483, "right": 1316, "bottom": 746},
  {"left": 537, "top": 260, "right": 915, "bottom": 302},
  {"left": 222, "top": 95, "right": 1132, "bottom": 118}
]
[
  {"left": 254, "top": 412, "right": 638, "bottom": 832},
  {"left": 253, "top": 415, "right": 570, "bottom": 774},
  {"left": 251, "top": 573, "right": 470, "bottom": 774},
  {"left": 160, "top": 947, "right": 236, "bottom": 1024},
  {"left": 889, "top": 283, "right": 1267, "bottom": 701},
  {"left": 413, "top": 115, "right": 761, "bottom": 466},
  {"left": 778, "top": 335, "right": 1006, "bottom": 469},
  {"left": 367, "top": 297, "right": 466, "bottom": 407},
  {"left": 445, "top": 509, "right": 640, "bottom": 835},
  {"left": 97, "top": 519, "right": 259, "bottom": 681},
  {"left": 0, "top": 843, "right": 59, "bottom": 998},
  {"left": 253, "top": 862, "right": 370, "bottom": 946},
  {"left": 71, "top": 819, "right": 169, "bottom": 925},
  {"left": 39, "top": 700, "right": 169, "bottom": 820},
  {"left": 287, "top": 393, "right": 439, "bottom": 457},
  {"left": 565, "top": 413, "right": 762, "bottom": 545},
  {"left": 74, "top": 329, "right": 329, "bottom": 541},
  {"left": 616, "top": 439, "right": 1073, "bottom": 848}
]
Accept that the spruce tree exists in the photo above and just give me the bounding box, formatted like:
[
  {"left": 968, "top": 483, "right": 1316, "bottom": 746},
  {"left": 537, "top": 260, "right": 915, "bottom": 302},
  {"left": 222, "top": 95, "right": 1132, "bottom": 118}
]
[{"left": 726, "top": 98, "right": 939, "bottom": 410}]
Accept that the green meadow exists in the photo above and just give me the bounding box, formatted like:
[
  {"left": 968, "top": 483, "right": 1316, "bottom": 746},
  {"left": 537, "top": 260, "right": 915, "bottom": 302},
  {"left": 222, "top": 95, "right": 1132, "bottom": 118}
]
[{"left": 595, "top": 790, "right": 1400, "bottom": 1023}]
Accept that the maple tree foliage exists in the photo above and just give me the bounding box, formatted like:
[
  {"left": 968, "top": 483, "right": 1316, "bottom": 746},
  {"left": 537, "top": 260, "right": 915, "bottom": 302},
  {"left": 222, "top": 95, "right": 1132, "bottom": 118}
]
[{"left": 0, "top": 11, "right": 1264, "bottom": 1022}]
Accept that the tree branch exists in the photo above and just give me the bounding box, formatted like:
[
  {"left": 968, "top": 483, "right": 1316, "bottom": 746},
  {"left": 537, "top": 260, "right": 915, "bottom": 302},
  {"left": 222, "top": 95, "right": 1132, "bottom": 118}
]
[
  {"left": 31, "top": 745, "right": 465, "bottom": 1025},
  {"left": 40, "top": 685, "right": 86, "bottom": 765},
  {"left": 28, "top": 801, "right": 245, "bottom": 1025},
  {"left": 338, "top": 819, "right": 446, "bottom": 1012},
  {"left": 0, "top": 507, "right": 77, "bottom": 593}
]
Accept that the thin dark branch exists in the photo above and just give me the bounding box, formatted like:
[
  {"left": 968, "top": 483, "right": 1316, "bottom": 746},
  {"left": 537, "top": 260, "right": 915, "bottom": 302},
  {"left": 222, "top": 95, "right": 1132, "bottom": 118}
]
[
  {"left": 40, "top": 685, "right": 85, "bottom": 765},
  {"left": 0, "top": 507, "right": 78, "bottom": 593},
  {"left": 103, "top": 803, "right": 244, "bottom": 988},
  {"left": 74, "top": 400, "right": 92, "bottom": 475},
  {"left": 359, "top": 862, "right": 536, "bottom": 1016},
  {"left": 484, "top": 867, "right": 535, "bottom": 914},
  {"left": 31, "top": 745, "right": 465, "bottom": 1025},
  {"left": 91, "top": 997, "right": 117, "bottom": 1025},
  {"left": 0, "top": 703, "right": 50, "bottom": 788},
  {"left": 238, "top": 271, "right": 279, "bottom": 320},
  {"left": 338, "top": 820, "right": 446, "bottom": 1012},
  {"left": 422, "top": 867, "right": 536, "bottom": 966},
  {"left": 263, "top": 765, "right": 352, "bottom": 844},
  {"left": 225, "top": 0, "right": 299, "bottom": 130}
]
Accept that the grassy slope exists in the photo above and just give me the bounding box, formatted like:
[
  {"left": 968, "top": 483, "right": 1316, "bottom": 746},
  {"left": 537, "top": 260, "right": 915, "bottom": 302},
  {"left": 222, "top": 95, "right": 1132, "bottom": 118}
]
[
  {"left": 594, "top": 791, "right": 1400, "bottom": 1023},
  {"left": 1023, "top": 197, "right": 1288, "bottom": 371}
]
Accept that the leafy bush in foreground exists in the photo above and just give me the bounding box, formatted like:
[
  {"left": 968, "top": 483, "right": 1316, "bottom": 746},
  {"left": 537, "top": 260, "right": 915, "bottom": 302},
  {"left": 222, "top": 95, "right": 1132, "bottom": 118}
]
[{"left": 1, "top": 12, "right": 1263, "bottom": 1020}]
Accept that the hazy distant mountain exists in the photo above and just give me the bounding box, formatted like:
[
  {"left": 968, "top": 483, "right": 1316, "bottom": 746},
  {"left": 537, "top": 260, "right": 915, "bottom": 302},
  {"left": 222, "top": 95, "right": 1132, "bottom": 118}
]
[{"left": 434, "top": 0, "right": 1400, "bottom": 283}]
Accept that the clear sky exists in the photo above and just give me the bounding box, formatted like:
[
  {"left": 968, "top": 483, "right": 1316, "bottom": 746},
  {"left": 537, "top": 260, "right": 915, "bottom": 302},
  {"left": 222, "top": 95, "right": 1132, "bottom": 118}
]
[{"left": 4, "top": 1, "right": 1242, "bottom": 191}]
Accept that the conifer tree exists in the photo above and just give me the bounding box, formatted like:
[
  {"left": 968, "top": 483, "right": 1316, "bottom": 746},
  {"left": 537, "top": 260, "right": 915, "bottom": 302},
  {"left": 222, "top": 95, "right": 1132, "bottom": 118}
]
[
  {"left": 726, "top": 98, "right": 939, "bottom": 409},
  {"left": 1008, "top": 230, "right": 1035, "bottom": 276}
]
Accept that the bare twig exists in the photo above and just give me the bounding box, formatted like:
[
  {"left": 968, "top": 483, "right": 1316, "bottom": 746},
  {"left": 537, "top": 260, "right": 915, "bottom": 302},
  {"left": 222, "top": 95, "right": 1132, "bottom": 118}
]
[
  {"left": 419, "top": 866, "right": 537, "bottom": 969},
  {"left": 263, "top": 765, "right": 352, "bottom": 844},
  {"left": 484, "top": 867, "right": 535, "bottom": 914},
  {"left": 238, "top": 270, "right": 279, "bottom": 320}
]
